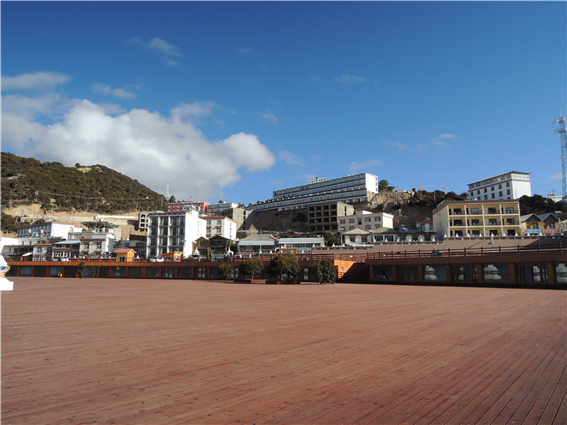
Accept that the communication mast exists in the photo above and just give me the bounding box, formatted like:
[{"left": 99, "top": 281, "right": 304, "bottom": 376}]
[
  {"left": 552, "top": 112, "right": 567, "bottom": 197},
  {"left": 350, "top": 162, "right": 357, "bottom": 175}
]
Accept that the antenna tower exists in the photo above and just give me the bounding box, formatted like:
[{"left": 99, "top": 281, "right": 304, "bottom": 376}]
[
  {"left": 552, "top": 112, "right": 567, "bottom": 196},
  {"left": 350, "top": 162, "right": 357, "bottom": 175},
  {"left": 166, "top": 184, "right": 170, "bottom": 199}
]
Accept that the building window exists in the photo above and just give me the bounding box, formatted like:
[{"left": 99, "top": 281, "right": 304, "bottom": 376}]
[
  {"left": 484, "top": 188, "right": 487, "bottom": 193},
  {"left": 375, "top": 217, "right": 381, "bottom": 221},
  {"left": 471, "top": 207, "right": 479, "bottom": 214},
  {"left": 506, "top": 182, "right": 510, "bottom": 187},
  {"left": 477, "top": 190, "right": 480, "bottom": 195},
  {"left": 532, "top": 223, "right": 539, "bottom": 229},
  {"left": 365, "top": 217, "right": 371, "bottom": 222},
  {"left": 349, "top": 219, "right": 355, "bottom": 224},
  {"left": 491, "top": 193, "right": 495, "bottom": 199},
  {"left": 375, "top": 224, "right": 381, "bottom": 229},
  {"left": 340, "top": 219, "right": 345, "bottom": 224},
  {"left": 365, "top": 225, "right": 371, "bottom": 230},
  {"left": 217, "top": 220, "right": 222, "bottom": 225},
  {"left": 499, "top": 191, "right": 503, "bottom": 197},
  {"left": 507, "top": 189, "right": 511, "bottom": 195},
  {"left": 484, "top": 195, "right": 488, "bottom": 200},
  {"left": 349, "top": 226, "right": 354, "bottom": 230},
  {"left": 498, "top": 184, "right": 502, "bottom": 189},
  {"left": 505, "top": 207, "right": 515, "bottom": 213},
  {"left": 491, "top": 186, "right": 495, "bottom": 191},
  {"left": 207, "top": 220, "right": 211, "bottom": 225}
]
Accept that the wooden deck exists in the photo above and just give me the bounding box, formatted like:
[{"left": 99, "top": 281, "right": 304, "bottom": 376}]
[{"left": 2, "top": 278, "right": 566, "bottom": 424}]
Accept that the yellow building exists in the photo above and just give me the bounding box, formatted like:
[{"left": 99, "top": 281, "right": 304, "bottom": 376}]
[
  {"left": 433, "top": 199, "right": 521, "bottom": 239},
  {"left": 520, "top": 213, "right": 561, "bottom": 236}
]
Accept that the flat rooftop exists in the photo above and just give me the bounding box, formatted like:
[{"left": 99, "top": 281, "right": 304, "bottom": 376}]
[{"left": 2, "top": 278, "right": 566, "bottom": 424}]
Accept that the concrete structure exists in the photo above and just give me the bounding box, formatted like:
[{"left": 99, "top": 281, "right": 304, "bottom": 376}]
[
  {"left": 79, "top": 232, "right": 116, "bottom": 259},
  {"left": 168, "top": 201, "right": 209, "bottom": 214},
  {"left": 308, "top": 201, "right": 355, "bottom": 232},
  {"left": 338, "top": 210, "right": 394, "bottom": 233},
  {"left": 203, "top": 216, "right": 237, "bottom": 240},
  {"left": 433, "top": 199, "right": 522, "bottom": 239},
  {"left": 467, "top": 171, "right": 531, "bottom": 201},
  {"left": 237, "top": 234, "right": 278, "bottom": 254},
  {"left": 16, "top": 222, "right": 83, "bottom": 244},
  {"left": 52, "top": 240, "right": 81, "bottom": 259},
  {"left": 416, "top": 220, "right": 434, "bottom": 233},
  {"left": 206, "top": 202, "right": 238, "bottom": 214},
  {"left": 202, "top": 204, "right": 251, "bottom": 232},
  {"left": 520, "top": 213, "right": 561, "bottom": 236},
  {"left": 138, "top": 213, "right": 149, "bottom": 231},
  {"left": 146, "top": 210, "right": 206, "bottom": 258},
  {"left": 251, "top": 173, "right": 379, "bottom": 212},
  {"left": 277, "top": 237, "right": 324, "bottom": 253}
]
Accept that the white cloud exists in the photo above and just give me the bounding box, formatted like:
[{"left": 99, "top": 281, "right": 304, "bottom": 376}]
[
  {"left": 91, "top": 83, "right": 135, "bottom": 99},
  {"left": 171, "top": 101, "right": 216, "bottom": 120},
  {"left": 98, "top": 103, "right": 127, "bottom": 116},
  {"left": 334, "top": 74, "right": 366, "bottom": 84},
  {"left": 381, "top": 140, "right": 408, "bottom": 151},
  {"left": 260, "top": 111, "right": 278, "bottom": 125},
  {"left": 437, "top": 133, "right": 457, "bottom": 140},
  {"left": 550, "top": 173, "right": 563, "bottom": 180},
  {"left": 2, "top": 71, "right": 70, "bottom": 91},
  {"left": 357, "top": 159, "right": 384, "bottom": 169},
  {"left": 131, "top": 37, "right": 183, "bottom": 66},
  {"left": 1, "top": 95, "right": 276, "bottom": 201},
  {"left": 311, "top": 155, "right": 323, "bottom": 161},
  {"left": 278, "top": 151, "right": 304, "bottom": 166}
]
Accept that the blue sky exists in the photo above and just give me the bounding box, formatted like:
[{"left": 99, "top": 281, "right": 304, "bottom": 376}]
[{"left": 2, "top": 1, "right": 565, "bottom": 205}]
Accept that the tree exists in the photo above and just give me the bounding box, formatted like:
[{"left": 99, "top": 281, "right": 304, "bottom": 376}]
[
  {"left": 238, "top": 258, "right": 264, "bottom": 278},
  {"left": 75, "top": 163, "right": 81, "bottom": 168},
  {"left": 218, "top": 264, "right": 233, "bottom": 281},
  {"left": 168, "top": 195, "right": 176, "bottom": 203},
  {"left": 77, "top": 261, "right": 86, "bottom": 279},
  {"left": 91, "top": 265, "right": 100, "bottom": 278},
  {"left": 267, "top": 253, "right": 301, "bottom": 282},
  {"left": 323, "top": 232, "right": 341, "bottom": 247},
  {"left": 379, "top": 179, "right": 390, "bottom": 191},
  {"left": 310, "top": 258, "right": 337, "bottom": 284}
]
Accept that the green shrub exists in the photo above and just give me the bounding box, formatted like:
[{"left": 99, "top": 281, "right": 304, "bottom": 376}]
[
  {"left": 218, "top": 264, "right": 233, "bottom": 281},
  {"left": 238, "top": 258, "right": 264, "bottom": 278},
  {"left": 310, "top": 258, "right": 337, "bottom": 284},
  {"left": 267, "top": 253, "right": 301, "bottom": 282}
]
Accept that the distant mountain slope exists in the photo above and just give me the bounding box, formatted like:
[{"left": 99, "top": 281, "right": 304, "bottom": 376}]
[{"left": 1, "top": 152, "right": 165, "bottom": 214}]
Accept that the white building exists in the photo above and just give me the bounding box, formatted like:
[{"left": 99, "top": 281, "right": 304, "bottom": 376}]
[
  {"left": 146, "top": 209, "right": 206, "bottom": 258},
  {"left": 202, "top": 216, "right": 237, "bottom": 240},
  {"left": 251, "top": 173, "right": 379, "bottom": 212},
  {"left": 468, "top": 171, "right": 531, "bottom": 201},
  {"left": 16, "top": 221, "right": 83, "bottom": 242},
  {"left": 338, "top": 210, "right": 394, "bottom": 233}
]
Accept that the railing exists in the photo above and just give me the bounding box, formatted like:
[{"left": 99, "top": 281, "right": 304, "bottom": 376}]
[{"left": 366, "top": 243, "right": 564, "bottom": 260}]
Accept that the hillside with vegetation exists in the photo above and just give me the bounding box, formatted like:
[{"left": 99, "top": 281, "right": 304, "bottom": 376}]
[{"left": 1, "top": 152, "right": 165, "bottom": 222}]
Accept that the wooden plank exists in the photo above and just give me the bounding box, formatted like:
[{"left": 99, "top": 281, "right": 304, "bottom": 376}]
[{"left": 2, "top": 278, "right": 565, "bottom": 424}]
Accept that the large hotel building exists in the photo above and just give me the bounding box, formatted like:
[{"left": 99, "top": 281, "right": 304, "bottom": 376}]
[
  {"left": 250, "top": 173, "right": 379, "bottom": 212},
  {"left": 467, "top": 171, "right": 531, "bottom": 201}
]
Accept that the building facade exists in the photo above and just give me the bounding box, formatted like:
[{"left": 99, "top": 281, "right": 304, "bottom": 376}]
[
  {"left": 203, "top": 216, "right": 238, "bottom": 240},
  {"left": 468, "top": 171, "right": 531, "bottom": 201},
  {"left": 308, "top": 201, "right": 355, "bottom": 232},
  {"left": 146, "top": 210, "right": 206, "bottom": 258},
  {"left": 520, "top": 213, "right": 561, "bottom": 236},
  {"left": 167, "top": 201, "right": 209, "bottom": 214},
  {"left": 338, "top": 210, "right": 394, "bottom": 233},
  {"left": 16, "top": 222, "right": 83, "bottom": 241},
  {"left": 251, "top": 173, "right": 379, "bottom": 212},
  {"left": 433, "top": 199, "right": 522, "bottom": 239}
]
